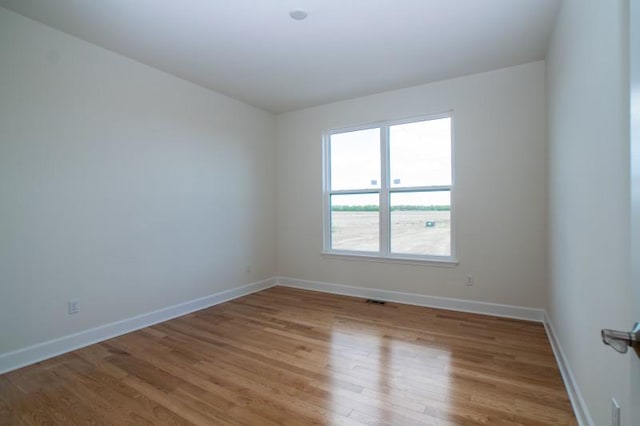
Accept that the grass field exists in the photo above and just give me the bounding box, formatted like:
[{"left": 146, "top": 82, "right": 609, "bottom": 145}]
[{"left": 331, "top": 211, "right": 450, "bottom": 255}]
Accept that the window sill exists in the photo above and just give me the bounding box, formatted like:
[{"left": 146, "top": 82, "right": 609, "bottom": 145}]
[{"left": 321, "top": 252, "right": 459, "bottom": 268}]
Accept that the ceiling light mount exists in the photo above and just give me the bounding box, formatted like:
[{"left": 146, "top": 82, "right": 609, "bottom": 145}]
[{"left": 289, "top": 9, "right": 307, "bottom": 21}]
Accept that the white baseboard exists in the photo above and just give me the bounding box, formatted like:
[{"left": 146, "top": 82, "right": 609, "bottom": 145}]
[
  {"left": 1, "top": 274, "right": 590, "bottom": 426},
  {"left": 276, "top": 276, "right": 545, "bottom": 322},
  {"left": 543, "top": 313, "right": 593, "bottom": 426},
  {"left": 276, "top": 277, "right": 593, "bottom": 424},
  {"left": 0, "top": 277, "right": 277, "bottom": 375}
]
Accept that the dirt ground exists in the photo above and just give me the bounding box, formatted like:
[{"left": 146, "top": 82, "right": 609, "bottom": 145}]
[{"left": 331, "top": 211, "right": 450, "bottom": 256}]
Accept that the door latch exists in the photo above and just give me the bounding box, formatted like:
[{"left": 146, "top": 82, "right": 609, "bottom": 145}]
[{"left": 602, "top": 322, "right": 640, "bottom": 355}]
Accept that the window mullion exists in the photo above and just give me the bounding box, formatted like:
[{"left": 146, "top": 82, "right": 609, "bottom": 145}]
[
  {"left": 323, "top": 112, "right": 455, "bottom": 262},
  {"left": 380, "top": 126, "right": 390, "bottom": 256},
  {"left": 388, "top": 185, "right": 452, "bottom": 193},
  {"left": 329, "top": 188, "right": 382, "bottom": 195}
]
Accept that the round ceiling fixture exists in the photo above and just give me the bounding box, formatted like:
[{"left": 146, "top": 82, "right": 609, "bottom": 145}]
[{"left": 289, "top": 9, "right": 307, "bottom": 20}]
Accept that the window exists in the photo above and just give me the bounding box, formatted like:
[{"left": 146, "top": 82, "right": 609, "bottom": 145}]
[{"left": 323, "top": 113, "right": 455, "bottom": 263}]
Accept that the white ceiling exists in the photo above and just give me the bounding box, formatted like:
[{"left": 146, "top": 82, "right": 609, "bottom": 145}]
[{"left": 0, "top": 0, "right": 560, "bottom": 113}]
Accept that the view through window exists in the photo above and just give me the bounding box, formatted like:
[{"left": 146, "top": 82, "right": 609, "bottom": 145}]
[{"left": 324, "top": 114, "right": 453, "bottom": 260}]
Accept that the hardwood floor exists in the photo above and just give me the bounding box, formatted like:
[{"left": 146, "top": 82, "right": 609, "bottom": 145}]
[{"left": 0, "top": 286, "right": 576, "bottom": 425}]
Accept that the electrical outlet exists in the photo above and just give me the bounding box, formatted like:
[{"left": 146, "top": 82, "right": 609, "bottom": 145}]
[
  {"left": 68, "top": 300, "right": 79, "bottom": 315},
  {"left": 466, "top": 275, "right": 474, "bottom": 286},
  {"left": 611, "top": 397, "right": 620, "bottom": 426}
]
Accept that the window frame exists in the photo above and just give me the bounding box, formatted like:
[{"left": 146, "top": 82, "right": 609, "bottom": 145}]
[{"left": 322, "top": 111, "right": 457, "bottom": 265}]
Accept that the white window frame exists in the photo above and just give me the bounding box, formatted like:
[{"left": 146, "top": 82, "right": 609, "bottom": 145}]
[{"left": 322, "top": 111, "right": 457, "bottom": 266}]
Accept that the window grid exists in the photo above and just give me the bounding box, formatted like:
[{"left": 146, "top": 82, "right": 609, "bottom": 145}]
[{"left": 323, "top": 112, "right": 455, "bottom": 263}]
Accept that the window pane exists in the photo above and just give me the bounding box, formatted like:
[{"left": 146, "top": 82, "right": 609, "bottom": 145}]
[
  {"left": 389, "top": 118, "right": 451, "bottom": 187},
  {"left": 330, "top": 128, "right": 380, "bottom": 190},
  {"left": 390, "top": 191, "right": 450, "bottom": 256},
  {"left": 331, "top": 193, "right": 379, "bottom": 252}
]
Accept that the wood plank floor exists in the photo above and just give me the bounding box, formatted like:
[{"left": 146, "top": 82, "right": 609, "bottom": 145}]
[{"left": 0, "top": 286, "right": 576, "bottom": 425}]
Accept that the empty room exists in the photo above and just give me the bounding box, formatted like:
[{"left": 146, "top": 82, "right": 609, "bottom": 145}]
[{"left": 0, "top": 0, "right": 638, "bottom": 425}]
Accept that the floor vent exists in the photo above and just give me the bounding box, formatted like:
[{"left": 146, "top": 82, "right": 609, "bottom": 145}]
[{"left": 366, "top": 299, "right": 386, "bottom": 305}]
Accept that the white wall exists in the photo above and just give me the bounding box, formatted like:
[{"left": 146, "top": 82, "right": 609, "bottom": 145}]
[
  {"left": 546, "top": 0, "right": 631, "bottom": 425},
  {"left": 0, "top": 8, "right": 277, "bottom": 354},
  {"left": 4, "top": 5, "right": 631, "bottom": 423},
  {"left": 276, "top": 62, "right": 548, "bottom": 308}
]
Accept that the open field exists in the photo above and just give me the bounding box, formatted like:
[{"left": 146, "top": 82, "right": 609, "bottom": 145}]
[{"left": 331, "top": 211, "right": 450, "bottom": 255}]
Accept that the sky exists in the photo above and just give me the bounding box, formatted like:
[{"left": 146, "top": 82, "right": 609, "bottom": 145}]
[{"left": 330, "top": 117, "right": 451, "bottom": 206}]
